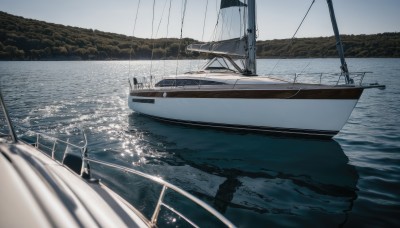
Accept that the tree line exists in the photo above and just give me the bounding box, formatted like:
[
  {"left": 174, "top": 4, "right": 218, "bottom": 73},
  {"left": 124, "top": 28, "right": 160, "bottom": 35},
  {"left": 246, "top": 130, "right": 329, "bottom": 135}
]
[
  {"left": 1, "top": 11, "right": 399, "bottom": 60},
  {"left": 257, "top": 33, "right": 400, "bottom": 58},
  {"left": 0, "top": 11, "right": 199, "bottom": 60}
]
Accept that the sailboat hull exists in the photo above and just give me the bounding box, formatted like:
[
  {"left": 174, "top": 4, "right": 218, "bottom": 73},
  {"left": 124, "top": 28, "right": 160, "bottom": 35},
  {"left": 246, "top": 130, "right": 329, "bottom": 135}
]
[{"left": 128, "top": 88, "right": 362, "bottom": 138}]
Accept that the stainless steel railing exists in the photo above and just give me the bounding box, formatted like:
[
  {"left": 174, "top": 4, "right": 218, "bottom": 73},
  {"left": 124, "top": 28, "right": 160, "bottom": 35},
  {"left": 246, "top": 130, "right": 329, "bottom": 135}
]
[
  {"left": 85, "top": 158, "right": 235, "bottom": 227},
  {"left": 128, "top": 71, "right": 374, "bottom": 93},
  {"left": 32, "top": 131, "right": 87, "bottom": 160},
  {"left": 292, "top": 71, "right": 372, "bottom": 86},
  {"left": 4, "top": 85, "right": 233, "bottom": 226},
  {"left": 28, "top": 131, "right": 235, "bottom": 228}
]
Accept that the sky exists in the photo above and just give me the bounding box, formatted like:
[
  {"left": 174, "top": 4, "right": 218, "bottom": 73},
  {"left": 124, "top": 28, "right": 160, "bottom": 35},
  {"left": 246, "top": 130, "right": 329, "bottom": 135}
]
[{"left": 1, "top": 0, "right": 399, "bottom": 41}]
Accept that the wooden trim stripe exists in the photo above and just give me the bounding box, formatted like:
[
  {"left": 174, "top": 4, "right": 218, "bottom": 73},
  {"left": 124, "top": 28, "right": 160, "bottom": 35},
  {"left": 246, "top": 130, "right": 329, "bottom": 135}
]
[
  {"left": 140, "top": 113, "right": 338, "bottom": 139},
  {"left": 130, "top": 88, "right": 363, "bottom": 100}
]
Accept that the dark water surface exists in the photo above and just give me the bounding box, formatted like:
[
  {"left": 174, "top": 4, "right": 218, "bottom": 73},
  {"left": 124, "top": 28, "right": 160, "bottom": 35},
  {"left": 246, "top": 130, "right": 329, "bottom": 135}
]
[{"left": 1, "top": 59, "right": 399, "bottom": 227}]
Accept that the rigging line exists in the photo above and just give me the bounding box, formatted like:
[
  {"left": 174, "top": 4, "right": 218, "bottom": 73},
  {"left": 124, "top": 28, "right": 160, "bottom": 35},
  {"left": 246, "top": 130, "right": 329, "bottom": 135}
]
[
  {"left": 175, "top": 0, "right": 188, "bottom": 76},
  {"left": 269, "top": 0, "right": 315, "bottom": 74},
  {"left": 285, "top": 88, "right": 302, "bottom": 99},
  {"left": 210, "top": 3, "right": 221, "bottom": 42},
  {"left": 300, "top": 62, "right": 311, "bottom": 75},
  {"left": 180, "top": 0, "right": 188, "bottom": 39},
  {"left": 149, "top": 0, "right": 156, "bottom": 85},
  {"left": 219, "top": 12, "right": 225, "bottom": 40},
  {"left": 201, "top": 0, "right": 209, "bottom": 42},
  {"left": 244, "top": 0, "right": 247, "bottom": 35},
  {"left": 239, "top": 3, "right": 242, "bottom": 39},
  {"left": 129, "top": 0, "right": 141, "bottom": 78},
  {"left": 291, "top": 0, "right": 315, "bottom": 41},
  {"left": 155, "top": 0, "right": 169, "bottom": 39},
  {"left": 149, "top": 0, "right": 170, "bottom": 83},
  {"left": 255, "top": 0, "right": 258, "bottom": 39},
  {"left": 197, "top": 0, "right": 209, "bottom": 69},
  {"left": 151, "top": 0, "right": 169, "bottom": 79},
  {"left": 164, "top": 0, "right": 173, "bottom": 77}
]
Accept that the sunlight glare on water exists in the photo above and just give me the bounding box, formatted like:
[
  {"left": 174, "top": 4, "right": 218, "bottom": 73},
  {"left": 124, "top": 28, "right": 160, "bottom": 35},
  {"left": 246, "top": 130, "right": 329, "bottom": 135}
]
[{"left": 0, "top": 59, "right": 399, "bottom": 227}]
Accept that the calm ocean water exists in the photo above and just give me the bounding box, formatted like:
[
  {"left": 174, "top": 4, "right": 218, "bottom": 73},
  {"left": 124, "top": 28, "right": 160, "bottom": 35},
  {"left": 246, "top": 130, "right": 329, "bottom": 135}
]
[{"left": 1, "top": 59, "right": 399, "bottom": 227}]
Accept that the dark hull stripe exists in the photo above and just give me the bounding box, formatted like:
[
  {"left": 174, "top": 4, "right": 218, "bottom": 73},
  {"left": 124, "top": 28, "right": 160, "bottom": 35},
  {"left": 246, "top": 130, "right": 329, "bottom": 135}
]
[
  {"left": 139, "top": 113, "right": 338, "bottom": 139},
  {"left": 132, "top": 98, "right": 155, "bottom": 103},
  {"left": 130, "top": 88, "right": 364, "bottom": 100}
]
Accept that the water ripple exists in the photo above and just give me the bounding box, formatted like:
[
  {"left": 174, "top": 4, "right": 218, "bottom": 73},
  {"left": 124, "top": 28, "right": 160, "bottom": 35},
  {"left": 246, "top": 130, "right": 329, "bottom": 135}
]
[{"left": 1, "top": 59, "right": 399, "bottom": 227}]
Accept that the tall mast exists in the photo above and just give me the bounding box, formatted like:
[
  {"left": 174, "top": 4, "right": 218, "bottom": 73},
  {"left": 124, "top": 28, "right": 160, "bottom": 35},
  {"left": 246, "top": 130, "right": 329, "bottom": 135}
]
[
  {"left": 326, "top": 0, "right": 351, "bottom": 84},
  {"left": 245, "top": 0, "right": 257, "bottom": 75}
]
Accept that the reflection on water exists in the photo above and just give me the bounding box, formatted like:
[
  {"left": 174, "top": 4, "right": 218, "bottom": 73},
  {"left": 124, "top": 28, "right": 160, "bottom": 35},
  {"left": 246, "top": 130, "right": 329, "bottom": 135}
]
[{"left": 126, "top": 113, "right": 359, "bottom": 226}]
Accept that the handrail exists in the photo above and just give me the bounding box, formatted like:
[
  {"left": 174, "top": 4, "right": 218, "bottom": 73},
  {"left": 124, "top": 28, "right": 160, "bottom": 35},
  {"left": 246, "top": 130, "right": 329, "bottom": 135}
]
[
  {"left": 85, "top": 158, "right": 236, "bottom": 228},
  {"left": 292, "top": 71, "right": 372, "bottom": 86},
  {"left": 33, "top": 131, "right": 87, "bottom": 159},
  {"left": 25, "top": 131, "right": 235, "bottom": 227},
  {"left": 129, "top": 71, "right": 374, "bottom": 92}
]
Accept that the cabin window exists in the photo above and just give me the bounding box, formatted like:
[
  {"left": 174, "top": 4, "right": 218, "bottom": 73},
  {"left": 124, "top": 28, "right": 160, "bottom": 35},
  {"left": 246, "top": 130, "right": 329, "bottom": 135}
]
[
  {"left": 155, "top": 79, "right": 176, "bottom": 87},
  {"left": 199, "top": 80, "right": 226, "bottom": 85}
]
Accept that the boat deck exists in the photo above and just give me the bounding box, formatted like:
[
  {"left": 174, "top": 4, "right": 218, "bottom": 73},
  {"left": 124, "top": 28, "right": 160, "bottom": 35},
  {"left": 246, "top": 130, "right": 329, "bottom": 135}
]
[{"left": 130, "top": 70, "right": 372, "bottom": 92}]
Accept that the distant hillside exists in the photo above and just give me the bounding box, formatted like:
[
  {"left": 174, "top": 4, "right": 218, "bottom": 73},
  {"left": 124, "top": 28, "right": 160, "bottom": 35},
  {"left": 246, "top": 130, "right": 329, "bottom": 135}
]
[
  {"left": 1, "top": 11, "right": 399, "bottom": 60},
  {"left": 257, "top": 33, "right": 400, "bottom": 58},
  {"left": 0, "top": 11, "right": 198, "bottom": 60}
]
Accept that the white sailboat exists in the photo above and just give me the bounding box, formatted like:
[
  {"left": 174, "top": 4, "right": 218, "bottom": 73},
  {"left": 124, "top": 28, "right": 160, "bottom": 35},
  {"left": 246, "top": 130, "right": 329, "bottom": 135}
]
[{"left": 128, "top": 0, "right": 384, "bottom": 138}]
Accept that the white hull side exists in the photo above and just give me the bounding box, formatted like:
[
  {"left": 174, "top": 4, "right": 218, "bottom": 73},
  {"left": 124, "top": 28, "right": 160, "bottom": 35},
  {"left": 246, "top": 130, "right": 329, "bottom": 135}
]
[{"left": 128, "top": 96, "right": 358, "bottom": 134}]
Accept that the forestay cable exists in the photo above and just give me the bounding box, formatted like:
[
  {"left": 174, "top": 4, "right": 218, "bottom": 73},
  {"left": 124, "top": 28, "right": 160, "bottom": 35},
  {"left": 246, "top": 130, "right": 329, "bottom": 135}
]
[{"left": 269, "top": 0, "right": 315, "bottom": 74}]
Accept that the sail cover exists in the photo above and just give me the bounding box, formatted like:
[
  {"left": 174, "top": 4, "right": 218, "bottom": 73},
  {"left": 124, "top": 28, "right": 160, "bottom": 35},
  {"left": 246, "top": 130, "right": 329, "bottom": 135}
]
[
  {"left": 187, "top": 0, "right": 247, "bottom": 57},
  {"left": 187, "top": 38, "right": 246, "bottom": 57}
]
